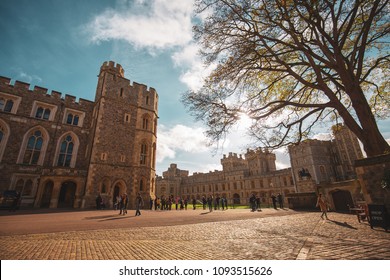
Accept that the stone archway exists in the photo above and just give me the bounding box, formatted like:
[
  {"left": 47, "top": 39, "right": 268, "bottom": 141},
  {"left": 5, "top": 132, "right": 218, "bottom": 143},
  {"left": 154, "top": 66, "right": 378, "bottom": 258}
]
[
  {"left": 58, "top": 181, "right": 77, "bottom": 208},
  {"left": 112, "top": 180, "right": 128, "bottom": 208},
  {"left": 113, "top": 184, "right": 120, "bottom": 207},
  {"left": 332, "top": 190, "right": 354, "bottom": 212},
  {"left": 233, "top": 193, "right": 240, "bottom": 205},
  {"left": 40, "top": 180, "right": 53, "bottom": 208}
]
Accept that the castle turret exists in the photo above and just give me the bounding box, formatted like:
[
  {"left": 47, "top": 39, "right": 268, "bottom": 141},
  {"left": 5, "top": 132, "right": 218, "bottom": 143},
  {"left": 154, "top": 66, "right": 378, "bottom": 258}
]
[
  {"left": 245, "top": 148, "right": 276, "bottom": 175},
  {"left": 84, "top": 61, "right": 158, "bottom": 208}
]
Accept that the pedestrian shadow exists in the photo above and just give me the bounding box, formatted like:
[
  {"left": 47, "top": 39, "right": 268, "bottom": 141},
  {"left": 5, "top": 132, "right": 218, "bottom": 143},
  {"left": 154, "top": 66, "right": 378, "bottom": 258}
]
[
  {"left": 98, "top": 216, "right": 137, "bottom": 222},
  {"left": 200, "top": 212, "right": 212, "bottom": 215},
  {"left": 84, "top": 214, "right": 118, "bottom": 220},
  {"left": 327, "top": 219, "right": 358, "bottom": 230}
]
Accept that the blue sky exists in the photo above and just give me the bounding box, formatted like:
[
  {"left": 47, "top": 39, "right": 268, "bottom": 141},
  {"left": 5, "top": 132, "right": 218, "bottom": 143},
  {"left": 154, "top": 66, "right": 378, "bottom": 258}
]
[{"left": 1, "top": 0, "right": 389, "bottom": 175}]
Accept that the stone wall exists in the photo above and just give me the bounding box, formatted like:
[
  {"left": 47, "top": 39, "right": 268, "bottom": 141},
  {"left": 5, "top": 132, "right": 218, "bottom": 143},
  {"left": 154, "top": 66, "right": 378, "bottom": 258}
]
[{"left": 355, "top": 154, "right": 390, "bottom": 210}]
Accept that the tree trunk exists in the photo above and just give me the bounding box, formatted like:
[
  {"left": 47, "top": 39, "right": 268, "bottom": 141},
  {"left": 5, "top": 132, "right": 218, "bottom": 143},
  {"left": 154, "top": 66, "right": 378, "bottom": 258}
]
[{"left": 345, "top": 87, "right": 389, "bottom": 157}]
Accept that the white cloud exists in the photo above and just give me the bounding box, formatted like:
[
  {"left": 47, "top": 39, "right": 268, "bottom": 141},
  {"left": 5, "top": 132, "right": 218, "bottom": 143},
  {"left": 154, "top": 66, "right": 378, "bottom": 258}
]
[
  {"left": 84, "top": 0, "right": 194, "bottom": 50},
  {"left": 172, "top": 43, "right": 215, "bottom": 91},
  {"left": 18, "top": 72, "right": 42, "bottom": 84},
  {"left": 312, "top": 133, "right": 333, "bottom": 141},
  {"left": 157, "top": 124, "right": 209, "bottom": 163},
  {"left": 84, "top": 0, "right": 213, "bottom": 91}
]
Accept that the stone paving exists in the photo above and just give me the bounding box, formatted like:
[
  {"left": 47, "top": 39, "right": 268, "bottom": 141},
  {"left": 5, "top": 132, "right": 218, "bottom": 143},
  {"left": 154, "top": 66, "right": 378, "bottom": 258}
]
[{"left": 0, "top": 209, "right": 389, "bottom": 260}]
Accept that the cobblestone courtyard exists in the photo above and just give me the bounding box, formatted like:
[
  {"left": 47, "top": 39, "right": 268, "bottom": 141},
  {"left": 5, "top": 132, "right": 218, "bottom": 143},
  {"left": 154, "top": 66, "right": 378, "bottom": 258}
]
[{"left": 1, "top": 209, "right": 389, "bottom": 260}]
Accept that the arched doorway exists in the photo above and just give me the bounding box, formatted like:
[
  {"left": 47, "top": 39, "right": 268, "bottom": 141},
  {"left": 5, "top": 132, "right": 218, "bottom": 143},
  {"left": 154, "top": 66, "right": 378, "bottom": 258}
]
[
  {"left": 40, "top": 180, "right": 53, "bottom": 208},
  {"left": 58, "top": 181, "right": 76, "bottom": 208},
  {"left": 233, "top": 193, "right": 240, "bottom": 205},
  {"left": 332, "top": 190, "right": 353, "bottom": 212},
  {"left": 113, "top": 184, "right": 120, "bottom": 206}
]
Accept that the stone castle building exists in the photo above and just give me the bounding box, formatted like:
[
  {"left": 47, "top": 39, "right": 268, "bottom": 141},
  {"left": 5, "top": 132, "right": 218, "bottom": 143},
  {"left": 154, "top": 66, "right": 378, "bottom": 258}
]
[
  {"left": 156, "top": 124, "right": 365, "bottom": 209},
  {"left": 288, "top": 124, "right": 364, "bottom": 210},
  {"left": 156, "top": 148, "right": 295, "bottom": 206},
  {"left": 0, "top": 61, "right": 158, "bottom": 209}
]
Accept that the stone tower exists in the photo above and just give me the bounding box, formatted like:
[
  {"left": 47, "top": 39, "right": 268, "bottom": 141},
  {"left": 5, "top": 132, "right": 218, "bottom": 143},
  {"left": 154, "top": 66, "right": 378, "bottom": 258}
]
[
  {"left": 245, "top": 148, "right": 276, "bottom": 175},
  {"left": 83, "top": 61, "right": 158, "bottom": 208},
  {"left": 332, "top": 124, "right": 364, "bottom": 180}
]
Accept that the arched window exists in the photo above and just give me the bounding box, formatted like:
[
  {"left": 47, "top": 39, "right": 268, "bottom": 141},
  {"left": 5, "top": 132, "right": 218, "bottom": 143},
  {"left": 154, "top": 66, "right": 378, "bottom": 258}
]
[
  {"left": 0, "top": 119, "right": 8, "bottom": 162},
  {"left": 15, "top": 179, "right": 24, "bottom": 193},
  {"left": 23, "top": 130, "right": 43, "bottom": 165},
  {"left": 54, "top": 133, "right": 79, "bottom": 168},
  {"left": 57, "top": 135, "right": 74, "bottom": 167},
  {"left": 35, "top": 107, "right": 51, "bottom": 120},
  {"left": 142, "top": 116, "right": 149, "bottom": 130},
  {"left": 22, "top": 179, "right": 33, "bottom": 196},
  {"left": 140, "top": 143, "right": 147, "bottom": 165}
]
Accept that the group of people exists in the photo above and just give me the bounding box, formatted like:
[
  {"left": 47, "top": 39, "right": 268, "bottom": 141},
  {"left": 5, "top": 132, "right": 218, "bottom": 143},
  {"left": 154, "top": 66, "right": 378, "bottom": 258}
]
[
  {"left": 271, "top": 193, "right": 284, "bottom": 209},
  {"left": 201, "top": 195, "right": 229, "bottom": 212},
  {"left": 150, "top": 195, "right": 190, "bottom": 211},
  {"left": 97, "top": 191, "right": 330, "bottom": 220},
  {"left": 249, "top": 194, "right": 262, "bottom": 212},
  {"left": 97, "top": 192, "right": 144, "bottom": 216}
]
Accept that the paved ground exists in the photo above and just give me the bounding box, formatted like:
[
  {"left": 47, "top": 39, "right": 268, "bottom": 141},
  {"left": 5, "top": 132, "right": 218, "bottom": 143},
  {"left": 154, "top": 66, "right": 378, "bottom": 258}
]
[{"left": 0, "top": 208, "right": 389, "bottom": 260}]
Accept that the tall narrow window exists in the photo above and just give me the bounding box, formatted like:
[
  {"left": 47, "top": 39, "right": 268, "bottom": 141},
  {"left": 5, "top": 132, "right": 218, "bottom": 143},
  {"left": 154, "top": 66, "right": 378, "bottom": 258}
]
[
  {"left": 4, "top": 100, "right": 13, "bottom": 112},
  {"left": 140, "top": 144, "right": 147, "bottom": 165},
  {"left": 139, "top": 179, "right": 144, "bottom": 191},
  {"left": 23, "top": 130, "right": 43, "bottom": 165},
  {"left": 143, "top": 117, "right": 149, "bottom": 130},
  {"left": 57, "top": 135, "right": 74, "bottom": 167}
]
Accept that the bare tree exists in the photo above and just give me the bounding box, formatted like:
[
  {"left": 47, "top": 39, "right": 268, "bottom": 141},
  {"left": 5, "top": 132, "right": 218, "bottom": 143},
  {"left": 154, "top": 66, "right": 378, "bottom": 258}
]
[{"left": 183, "top": 0, "right": 389, "bottom": 156}]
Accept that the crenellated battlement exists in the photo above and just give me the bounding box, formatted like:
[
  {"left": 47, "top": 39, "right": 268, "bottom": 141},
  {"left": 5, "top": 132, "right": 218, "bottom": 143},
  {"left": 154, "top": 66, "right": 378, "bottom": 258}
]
[
  {"left": 0, "top": 76, "right": 94, "bottom": 108},
  {"left": 100, "top": 60, "right": 125, "bottom": 77}
]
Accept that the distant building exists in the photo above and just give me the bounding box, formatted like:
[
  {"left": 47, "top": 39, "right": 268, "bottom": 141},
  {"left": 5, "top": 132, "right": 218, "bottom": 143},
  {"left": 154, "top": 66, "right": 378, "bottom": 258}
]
[
  {"left": 0, "top": 61, "right": 158, "bottom": 209},
  {"left": 156, "top": 148, "right": 295, "bottom": 206},
  {"left": 288, "top": 124, "right": 365, "bottom": 211},
  {"left": 289, "top": 124, "right": 364, "bottom": 192}
]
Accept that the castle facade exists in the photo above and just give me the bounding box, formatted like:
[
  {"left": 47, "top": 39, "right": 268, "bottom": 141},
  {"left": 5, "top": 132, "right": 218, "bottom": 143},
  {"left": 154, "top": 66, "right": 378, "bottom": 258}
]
[
  {"left": 156, "top": 149, "right": 295, "bottom": 206},
  {"left": 0, "top": 61, "right": 158, "bottom": 209}
]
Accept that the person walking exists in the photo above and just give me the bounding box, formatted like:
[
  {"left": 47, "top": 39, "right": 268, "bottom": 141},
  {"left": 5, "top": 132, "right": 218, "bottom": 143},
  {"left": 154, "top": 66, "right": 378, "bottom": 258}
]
[
  {"left": 135, "top": 193, "right": 144, "bottom": 216},
  {"left": 271, "top": 194, "right": 277, "bottom": 209},
  {"left": 207, "top": 194, "right": 213, "bottom": 212},
  {"left": 121, "top": 193, "right": 128, "bottom": 215},
  {"left": 250, "top": 193, "right": 257, "bottom": 212},
  {"left": 256, "top": 195, "right": 261, "bottom": 211},
  {"left": 277, "top": 193, "right": 284, "bottom": 209},
  {"left": 316, "top": 193, "right": 329, "bottom": 220}
]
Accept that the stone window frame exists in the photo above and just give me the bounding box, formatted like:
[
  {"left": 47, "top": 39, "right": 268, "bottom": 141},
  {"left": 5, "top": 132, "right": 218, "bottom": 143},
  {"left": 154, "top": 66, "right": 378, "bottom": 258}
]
[
  {"left": 100, "top": 178, "right": 111, "bottom": 194},
  {"left": 53, "top": 132, "right": 80, "bottom": 168},
  {"left": 31, "top": 101, "right": 57, "bottom": 121},
  {"left": 124, "top": 113, "right": 131, "bottom": 123},
  {"left": 11, "top": 174, "right": 39, "bottom": 198},
  {"left": 142, "top": 113, "right": 151, "bottom": 130},
  {"left": 63, "top": 108, "right": 85, "bottom": 127},
  {"left": 17, "top": 126, "right": 50, "bottom": 166},
  {"left": 0, "top": 92, "right": 22, "bottom": 114},
  {"left": 140, "top": 143, "right": 147, "bottom": 165},
  {"left": 0, "top": 118, "right": 10, "bottom": 162}
]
